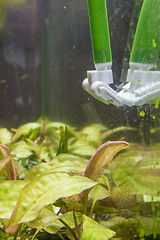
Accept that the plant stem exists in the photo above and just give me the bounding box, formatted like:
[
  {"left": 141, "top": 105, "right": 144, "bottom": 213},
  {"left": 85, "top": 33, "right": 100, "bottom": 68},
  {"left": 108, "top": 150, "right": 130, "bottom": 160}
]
[
  {"left": 13, "top": 228, "right": 19, "bottom": 240},
  {"left": 57, "top": 232, "right": 66, "bottom": 240},
  {"left": 31, "top": 228, "right": 40, "bottom": 240},
  {"left": 59, "top": 218, "right": 78, "bottom": 240},
  {"left": 89, "top": 200, "right": 96, "bottom": 218},
  {"left": 83, "top": 190, "right": 89, "bottom": 215},
  {"left": 73, "top": 211, "right": 81, "bottom": 239}
]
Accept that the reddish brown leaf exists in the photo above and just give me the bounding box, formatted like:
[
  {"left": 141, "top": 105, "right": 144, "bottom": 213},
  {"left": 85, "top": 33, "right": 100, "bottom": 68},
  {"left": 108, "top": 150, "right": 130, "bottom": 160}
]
[{"left": 84, "top": 141, "right": 129, "bottom": 181}]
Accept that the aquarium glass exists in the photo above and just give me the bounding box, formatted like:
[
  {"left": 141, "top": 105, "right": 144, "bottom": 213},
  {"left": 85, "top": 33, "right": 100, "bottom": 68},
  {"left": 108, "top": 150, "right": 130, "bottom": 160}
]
[{"left": 1, "top": 0, "right": 160, "bottom": 239}]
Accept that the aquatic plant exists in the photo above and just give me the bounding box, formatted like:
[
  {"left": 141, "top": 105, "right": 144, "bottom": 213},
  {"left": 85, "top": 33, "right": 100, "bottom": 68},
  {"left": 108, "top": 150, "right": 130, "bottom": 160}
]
[
  {"left": 0, "top": 120, "right": 160, "bottom": 239},
  {"left": 0, "top": 119, "right": 137, "bottom": 177}
]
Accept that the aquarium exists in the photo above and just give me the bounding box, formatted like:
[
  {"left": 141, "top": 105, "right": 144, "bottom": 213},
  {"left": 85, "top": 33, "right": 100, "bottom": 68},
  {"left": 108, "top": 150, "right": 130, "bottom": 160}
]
[{"left": 0, "top": 0, "right": 160, "bottom": 239}]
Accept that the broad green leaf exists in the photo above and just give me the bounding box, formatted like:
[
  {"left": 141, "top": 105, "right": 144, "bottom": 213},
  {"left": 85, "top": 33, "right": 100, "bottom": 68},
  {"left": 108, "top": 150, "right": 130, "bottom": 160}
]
[
  {"left": 6, "top": 173, "right": 97, "bottom": 234},
  {"left": 81, "top": 124, "right": 107, "bottom": 144},
  {"left": 25, "top": 154, "right": 89, "bottom": 181},
  {"left": 89, "top": 184, "right": 110, "bottom": 218},
  {"left": 109, "top": 145, "right": 160, "bottom": 196},
  {"left": 0, "top": 180, "right": 28, "bottom": 219},
  {"left": 89, "top": 175, "right": 111, "bottom": 217},
  {"left": 80, "top": 215, "right": 115, "bottom": 240},
  {"left": 0, "top": 202, "right": 18, "bottom": 219},
  {"left": 61, "top": 211, "right": 83, "bottom": 229},
  {"left": 0, "top": 128, "right": 12, "bottom": 145},
  {"left": 12, "top": 122, "right": 41, "bottom": 142},
  {"left": 11, "top": 141, "right": 33, "bottom": 158},
  {"left": 89, "top": 174, "right": 110, "bottom": 203},
  {"left": 48, "top": 144, "right": 59, "bottom": 158},
  {"left": 69, "top": 140, "right": 96, "bottom": 157},
  {"left": 84, "top": 141, "right": 129, "bottom": 181},
  {"left": 43, "top": 221, "right": 63, "bottom": 234},
  {"left": 38, "top": 145, "right": 50, "bottom": 162},
  {"left": 27, "top": 205, "right": 63, "bottom": 234},
  {"left": 0, "top": 180, "right": 28, "bottom": 201},
  {"left": 100, "top": 216, "right": 140, "bottom": 239}
]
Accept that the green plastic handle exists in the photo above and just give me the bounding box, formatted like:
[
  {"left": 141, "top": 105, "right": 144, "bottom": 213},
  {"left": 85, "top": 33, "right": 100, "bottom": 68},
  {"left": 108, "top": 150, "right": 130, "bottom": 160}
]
[
  {"left": 130, "top": 0, "right": 160, "bottom": 65},
  {"left": 87, "top": 0, "right": 112, "bottom": 64}
]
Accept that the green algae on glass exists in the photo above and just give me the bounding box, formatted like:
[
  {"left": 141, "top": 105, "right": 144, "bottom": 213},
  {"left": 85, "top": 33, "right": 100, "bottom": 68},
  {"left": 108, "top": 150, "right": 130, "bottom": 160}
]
[
  {"left": 155, "top": 97, "right": 159, "bottom": 109},
  {"left": 150, "top": 128, "right": 156, "bottom": 134},
  {"left": 152, "top": 39, "right": 157, "bottom": 48},
  {"left": 139, "top": 110, "right": 145, "bottom": 117}
]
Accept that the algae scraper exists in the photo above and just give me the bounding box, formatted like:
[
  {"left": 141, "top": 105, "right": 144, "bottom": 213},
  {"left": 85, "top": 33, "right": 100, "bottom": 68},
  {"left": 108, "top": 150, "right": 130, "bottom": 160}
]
[
  {"left": 82, "top": 0, "right": 123, "bottom": 107},
  {"left": 83, "top": 0, "right": 160, "bottom": 107}
]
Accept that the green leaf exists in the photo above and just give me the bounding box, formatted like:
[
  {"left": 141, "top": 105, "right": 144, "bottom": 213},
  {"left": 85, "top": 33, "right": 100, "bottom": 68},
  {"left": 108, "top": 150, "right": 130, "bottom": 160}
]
[
  {"left": 81, "top": 124, "right": 107, "bottom": 144},
  {"left": 25, "top": 154, "right": 89, "bottom": 181},
  {"left": 45, "top": 122, "right": 76, "bottom": 138},
  {"left": 12, "top": 122, "right": 41, "bottom": 142},
  {"left": 38, "top": 145, "right": 50, "bottom": 162},
  {"left": 61, "top": 211, "right": 83, "bottom": 229},
  {"left": 84, "top": 141, "right": 129, "bottom": 181},
  {"left": 0, "top": 128, "right": 12, "bottom": 145},
  {"left": 89, "top": 174, "right": 111, "bottom": 217},
  {"left": 11, "top": 141, "right": 33, "bottom": 158},
  {"left": 6, "top": 173, "right": 97, "bottom": 234},
  {"left": 43, "top": 221, "right": 63, "bottom": 235},
  {"left": 89, "top": 174, "right": 110, "bottom": 203},
  {"left": 100, "top": 216, "right": 140, "bottom": 239},
  {"left": 0, "top": 180, "right": 28, "bottom": 219},
  {"left": 80, "top": 215, "right": 115, "bottom": 240},
  {"left": 89, "top": 185, "right": 110, "bottom": 218},
  {"left": 109, "top": 145, "right": 160, "bottom": 196},
  {"left": 27, "top": 205, "right": 63, "bottom": 234},
  {"left": 69, "top": 140, "right": 96, "bottom": 157},
  {"left": 56, "top": 126, "right": 68, "bottom": 155}
]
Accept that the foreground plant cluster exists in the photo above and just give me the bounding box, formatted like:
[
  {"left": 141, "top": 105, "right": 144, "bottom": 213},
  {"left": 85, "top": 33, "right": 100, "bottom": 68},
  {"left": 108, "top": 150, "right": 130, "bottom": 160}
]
[{"left": 0, "top": 119, "right": 160, "bottom": 240}]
